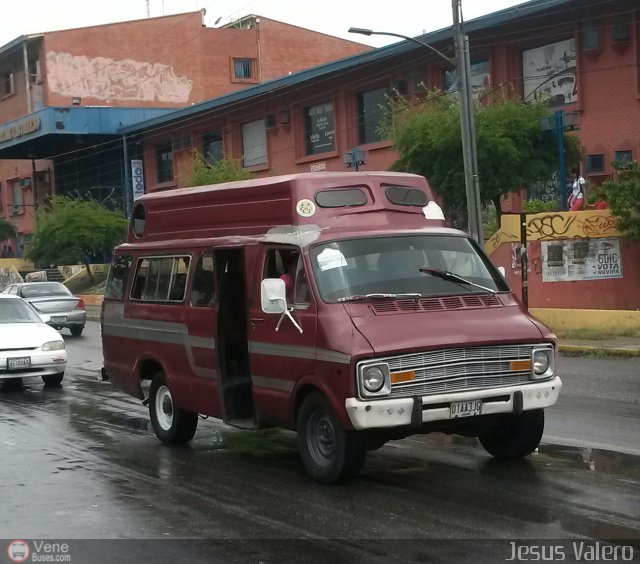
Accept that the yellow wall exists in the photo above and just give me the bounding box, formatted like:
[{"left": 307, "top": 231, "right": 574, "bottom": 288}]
[{"left": 530, "top": 308, "right": 640, "bottom": 332}]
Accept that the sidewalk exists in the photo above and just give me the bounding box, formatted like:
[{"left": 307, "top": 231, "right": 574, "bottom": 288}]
[
  {"left": 557, "top": 337, "right": 640, "bottom": 357},
  {"left": 85, "top": 304, "right": 640, "bottom": 357}
]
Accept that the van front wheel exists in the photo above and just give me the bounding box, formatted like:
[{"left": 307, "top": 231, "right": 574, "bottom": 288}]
[
  {"left": 149, "top": 372, "right": 198, "bottom": 444},
  {"left": 297, "top": 392, "right": 366, "bottom": 484},
  {"left": 479, "top": 409, "right": 544, "bottom": 460}
]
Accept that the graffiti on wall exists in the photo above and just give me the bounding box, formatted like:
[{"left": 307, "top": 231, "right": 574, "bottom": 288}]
[
  {"left": 46, "top": 51, "right": 193, "bottom": 103},
  {"left": 526, "top": 210, "right": 621, "bottom": 241}
]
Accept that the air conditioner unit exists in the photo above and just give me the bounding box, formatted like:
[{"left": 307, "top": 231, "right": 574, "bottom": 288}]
[{"left": 265, "top": 114, "right": 277, "bottom": 129}]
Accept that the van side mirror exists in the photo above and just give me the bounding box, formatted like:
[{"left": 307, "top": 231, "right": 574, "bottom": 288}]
[
  {"left": 261, "top": 279, "right": 287, "bottom": 314},
  {"left": 260, "top": 278, "right": 303, "bottom": 334},
  {"left": 498, "top": 266, "right": 506, "bottom": 277}
]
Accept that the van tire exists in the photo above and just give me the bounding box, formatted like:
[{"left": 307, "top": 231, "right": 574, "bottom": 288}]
[
  {"left": 149, "top": 372, "right": 198, "bottom": 444},
  {"left": 297, "top": 392, "right": 366, "bottom": 484},
  {"left": 42, "top": 372, "right": 64, "bottom": 386},
  {"left": 479, "top": 409, "right": 544, "bottom": 460}
]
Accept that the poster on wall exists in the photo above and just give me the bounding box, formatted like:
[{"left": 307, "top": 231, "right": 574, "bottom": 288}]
[
  {"left": 541, "top": 239, "right": 623, "bottom": 282},
  {"left": 522, "top": 38, "right": 577, "bottom": 105}
]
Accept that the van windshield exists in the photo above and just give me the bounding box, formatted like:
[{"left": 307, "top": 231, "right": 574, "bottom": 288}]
[{"left": 310, "top": 235, "right": 508, "bottom": 303}]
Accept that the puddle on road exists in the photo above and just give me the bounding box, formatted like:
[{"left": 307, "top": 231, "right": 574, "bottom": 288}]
[{"left": 398, "top": 433, "right": 640, "bottom": 482}]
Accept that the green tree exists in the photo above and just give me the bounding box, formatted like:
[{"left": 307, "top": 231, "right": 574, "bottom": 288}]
[
  {"left": 26, "top": 196, "right": 128, "bottom": 278},
  {"left": 183, "top": 151, "right": 253, "bottom": 187},
  {"left": 388, "top": 90, "right": 580, "bottom": 226},
  {"left": 602, "top": 160, "right": 640, "bottom": 240},
  {"left": 0, "top": 218, "right": 16, "bottom": 243}
]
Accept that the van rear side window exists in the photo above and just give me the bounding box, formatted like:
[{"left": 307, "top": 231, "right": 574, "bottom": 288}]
[
  {"left": 105, "top": 255, "right": 132, "bottom": 300},
  {"left": 131, "top": 255, "right": 190, "bottom": 302}
]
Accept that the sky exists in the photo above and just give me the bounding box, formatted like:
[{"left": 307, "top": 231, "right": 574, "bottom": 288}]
[{"left": 0, "top": 0, "right": 532, "bottom": 49}]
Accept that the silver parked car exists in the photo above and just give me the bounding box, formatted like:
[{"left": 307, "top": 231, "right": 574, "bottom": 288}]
[
  {"left": 0, "top": 294, "right": 67, "bottom": 385},
  {"left": 2, "top": 282, "right": 86, "bottom": 336}
]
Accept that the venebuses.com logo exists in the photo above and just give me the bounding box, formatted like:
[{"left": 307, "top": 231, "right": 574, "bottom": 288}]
[
  {"left": 7, "top": 541, "right": 30, "bottom": 563},
  {"left": 6, "top": 540, "right": 71, "bottom": 562}
]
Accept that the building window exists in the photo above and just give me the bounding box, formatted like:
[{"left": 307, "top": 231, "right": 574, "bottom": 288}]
[
  {"left": 304, "top": 102, "right": 336, "bottom": 156},
  {"left": 3, "top": 72, "right": 15, "bottom": 96},
  {"left": 614, "top": 150, "right": 632, "bottom": 168},
  {"left": 587, "top": 154, "right": 605, "bottom": 173},
  {"left": 233, "top": 58, "right": 256, "bottom": 81},
  {"left": 203, "top": 130, "right": 224, "bottom": 164},
  {"left": 12, "top": 181, "right": 23, "bottom": 214},
  {"left": 612, "top": 19, "right": 630, "bottom": 43},
  {"left": 357, "top": 87, "right": 388, "bottom": 145},
  {"left": 29, "top": 60, "right": 41, "bottom": 84},
  {"left": 156, "top": 144, "right": 174, "bottom": 183},
  {"left": 582, "top": 21, "right": 601, "bottom": 50},
  {"left": 242, "top": 119, "right": 267, "bottom": 167}
]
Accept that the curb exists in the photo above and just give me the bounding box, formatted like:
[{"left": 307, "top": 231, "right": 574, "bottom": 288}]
[{"left": 558, "top": 344, "right": 640, "bottom": 358}]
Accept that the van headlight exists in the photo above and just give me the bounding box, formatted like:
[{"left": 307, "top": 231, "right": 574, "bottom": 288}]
[
  {"left": 357, "top": 362, "right": 390, "bottom": 397},
  {"left": 531, "top": 347, "right": 553, "bottom": 380},
  {"left": 42, "top": 341, "right": 66, "bottom": 351}
]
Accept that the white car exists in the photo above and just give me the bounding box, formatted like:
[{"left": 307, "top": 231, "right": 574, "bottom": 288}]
[{"left": 0, "top": 294, "right": 67, "bottom": 385}]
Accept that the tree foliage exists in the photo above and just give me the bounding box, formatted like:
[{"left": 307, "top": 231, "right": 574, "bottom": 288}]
[
  {"left": 0, "top": 218, "right": 16, "bottom": 242},
  {"left": 602, "top": 160, "right": 640, "bottom": 240},
  {"left": 26, "top": 196, "right": 128, "bottom": 271},
  {"left": 183, "top": 152, "right": 253, "bottom": 187},
  {"left": 387, "top": 90, "right": 580, "bottom": 224}
]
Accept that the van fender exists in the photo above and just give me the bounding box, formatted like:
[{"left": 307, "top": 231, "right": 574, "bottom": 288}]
[
  {"left": 132, "top": 351, "right": 169, "bottom": 397},
  {"left": 291, "top": 374, "right": 354, "bottom": 430}
]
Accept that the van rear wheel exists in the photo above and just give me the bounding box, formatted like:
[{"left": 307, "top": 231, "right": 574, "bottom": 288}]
[
  {"left": 297, "top": 392, "right": 366, "bottom": 484},
  {"left": 479, "top": 409, "right": 544, "bottom": 460},
  {"left": 149, "top": 372, "right": 198, "bottom": 444}
]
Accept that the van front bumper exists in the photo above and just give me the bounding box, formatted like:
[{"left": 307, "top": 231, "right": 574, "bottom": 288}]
[{"left": 345, "top": 377, "right": 562, "bottom": 430}]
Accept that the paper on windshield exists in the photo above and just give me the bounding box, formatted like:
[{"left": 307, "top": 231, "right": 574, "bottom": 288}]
[{"left": 316, "top": 248, "right": 347, "bottom": 271}]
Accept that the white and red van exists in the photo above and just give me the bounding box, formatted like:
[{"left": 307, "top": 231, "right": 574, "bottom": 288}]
[{"left": 101, "top": 171, "right": 561, "bottom": 483}]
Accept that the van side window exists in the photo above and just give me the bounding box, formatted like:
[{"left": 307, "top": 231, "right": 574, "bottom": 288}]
[
  {"left": 191, "top": 252, "right": 216, "bottom": 307},
  {"left": 105, "top": 255, "right": 132, "bottom": 300},
  {"left": 131, "top": 256, "right": 190, "bottom": 302},
  {"left": 264, "top": 248, "right": 310, "bottom": 306}
]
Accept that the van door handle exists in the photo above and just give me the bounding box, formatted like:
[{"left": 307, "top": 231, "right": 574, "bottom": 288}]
[{"left": 250, "top": 318, "right": 264, "bottom": 328}]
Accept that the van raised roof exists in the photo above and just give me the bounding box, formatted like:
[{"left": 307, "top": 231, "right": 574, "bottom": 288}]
[{"left": 128, "top": 171, "right": 442, "bottom": 242}]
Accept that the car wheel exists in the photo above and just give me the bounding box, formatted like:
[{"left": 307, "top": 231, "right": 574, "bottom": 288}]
[
  {"left": 70, "top": 325, "right": 84, "bottom": 337},
  {"left": 297, "top": 392, "right": 366, "bottom": 484},
  {"left": 479, "top": 409, "right": 544, "bottom": 460},
  {"left": 42, "top": 372, "right": 64, "bottom": 386},
  {"left": 149, "top": 372, "right": 198, "bottom": 444}
]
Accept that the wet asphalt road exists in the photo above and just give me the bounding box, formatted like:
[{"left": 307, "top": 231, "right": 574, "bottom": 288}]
[{"left": 1, "top": 322, "right": 639, "bottom": 563}]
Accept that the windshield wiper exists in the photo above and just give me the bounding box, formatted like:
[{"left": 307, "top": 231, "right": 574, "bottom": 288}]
[
  {"left": 419, "top": 267, "right": 497, "bottom": 293},
  {"left": 337, "top": 293, "right": 422, "bottom": 302}
]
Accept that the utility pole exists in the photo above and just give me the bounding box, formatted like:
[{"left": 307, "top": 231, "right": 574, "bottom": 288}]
[{"left": 452, "top": 0, "right": 483, "bottom": 244}]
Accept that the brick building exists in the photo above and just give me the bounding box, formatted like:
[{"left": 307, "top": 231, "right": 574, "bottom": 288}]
[
  {"left": 121, "top": 0, "right": 637, "bottom": 198},
  {"left": 0, "top": 12, "right": 369, "bottom": 255}
]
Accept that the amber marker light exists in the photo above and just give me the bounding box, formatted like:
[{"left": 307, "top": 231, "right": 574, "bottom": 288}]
[
  {"left": 510, "top": 360, "right": 532, "bottom": 371},
  {"left": 390, "top": 370, "right": 417, "bottom": 384}
]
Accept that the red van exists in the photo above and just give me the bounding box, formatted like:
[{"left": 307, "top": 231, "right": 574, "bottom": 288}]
[{"left": 101, "top": 172, "right": 561, "bottom": 483}]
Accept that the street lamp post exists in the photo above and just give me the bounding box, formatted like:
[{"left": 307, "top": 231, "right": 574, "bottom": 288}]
[{"left": 349, "top": 6, "right": 483, "bottom": 244}]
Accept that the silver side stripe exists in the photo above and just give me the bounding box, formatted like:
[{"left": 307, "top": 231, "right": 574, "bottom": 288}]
[
  {"left": 251, "top": 375, "right": 295, "bottom": 392},
  {"left": 103, "top": 321, "right": 216, "bottom": 350},
  {"left": 248, "top": 341, "right": 351, "bottom": 365}
]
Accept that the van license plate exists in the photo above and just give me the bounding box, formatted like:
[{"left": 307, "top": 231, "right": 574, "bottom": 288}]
[
  {"left": 8, "top": 357, "right": 31, "bottom": 369},
  {"left": 450, "top": 399, "right": 481, "bottom": 418}
]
